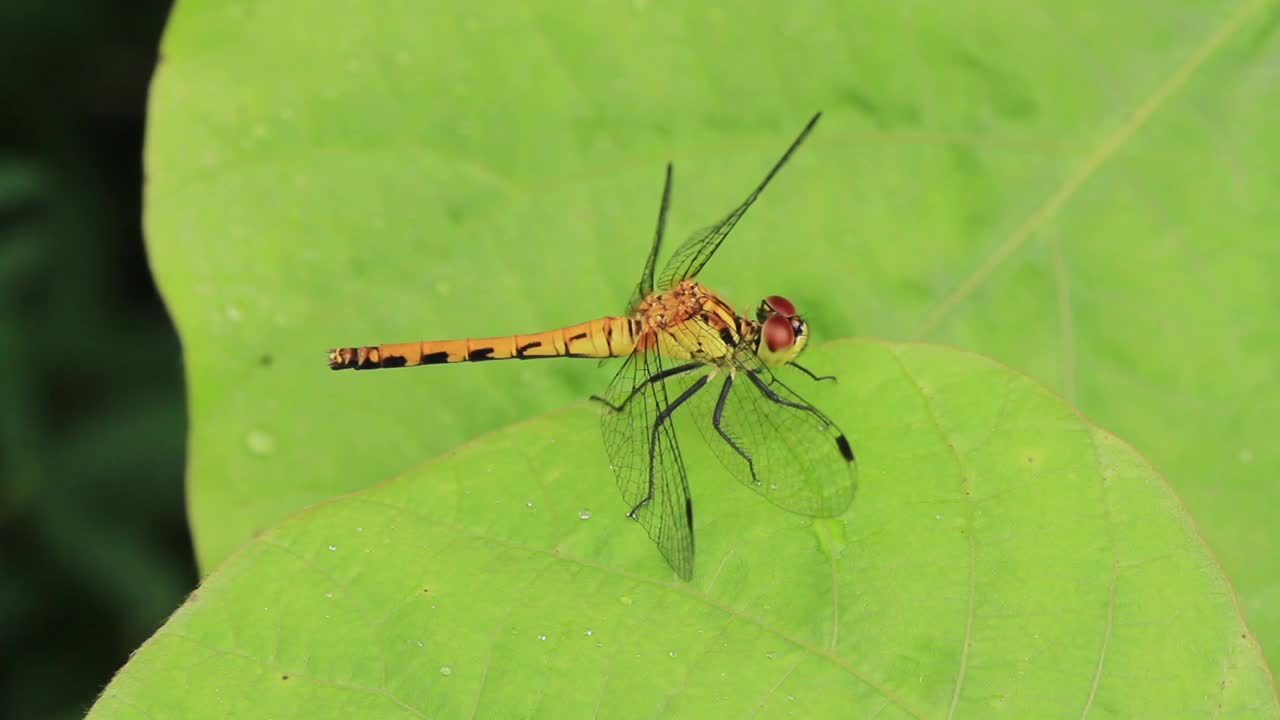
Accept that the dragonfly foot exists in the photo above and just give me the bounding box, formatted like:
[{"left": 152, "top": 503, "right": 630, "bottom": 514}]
[
  {"left": 792, "top": 361, "right": 837, "bottom": 383},
  {"left": 627, "top": 496, "right": 653, "bottom": 519},
  {"left": 589, "top": 394, "right": 624, "bottom": 412}
]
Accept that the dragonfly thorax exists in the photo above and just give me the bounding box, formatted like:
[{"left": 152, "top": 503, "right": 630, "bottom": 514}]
[{"left": 636, "top": 280, "right": 744, "bottom": 362}]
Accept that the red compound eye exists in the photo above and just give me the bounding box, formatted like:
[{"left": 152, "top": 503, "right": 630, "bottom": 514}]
[
  {"left": 763, "top": 314, "right": 796, "bottom": 352},
  {"left": 764, "top": 295, "right": 797, "bottom": 317}
]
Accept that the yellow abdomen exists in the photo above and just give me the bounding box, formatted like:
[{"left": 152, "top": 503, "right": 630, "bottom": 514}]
[{"left": 328, "top": 316, "right": 641, "bottom": 370}]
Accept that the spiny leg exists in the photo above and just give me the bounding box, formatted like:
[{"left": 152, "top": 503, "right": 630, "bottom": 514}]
[
  {"left": 631, "top": 374, "right": 710, "bottom": 517},
  {"left": 711, "top": 374, "right": 760, "bottom": 485},
  {"left": 746, "top": 368, "right": 855, "bottom": 463},
  {"left": 791, "top": 361, "right": 837, "bottom": 382},
  {"left": 745, "top": 368, "right": 827, "bottom": 420},
  {"left": 591, "top": 361, "right": 703, "bottom": 412}
]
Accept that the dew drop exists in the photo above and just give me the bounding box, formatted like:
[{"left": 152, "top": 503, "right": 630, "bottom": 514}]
[
  {"left": 537, "top": 634, "right": 547, "bottom": 641},
  {"left": 936, "top": 514, "right": 943, "bottom": 520},
  {"left": 619, "top": 596, "right": 634, "bottom": 606},
  {"left": 439, "top": 665, "right": 452, "bottom": 676},
  {"left": 583, "top": 629, "right": 593, "bottom": 637},
  {"left": 578, "top": 509, "right": 592, "bottom": 520},
  {"left": 526, "top": 501, "right": 535, "bottom": 508},
  {"left": 246, "top": 430, "right": 275, "bottom": 455},
  {"left": 327, "top": 545, "right": 336, "bottom": 551},
  {"left": 668, "top": 650, "right": 678, "bottom": 658}
]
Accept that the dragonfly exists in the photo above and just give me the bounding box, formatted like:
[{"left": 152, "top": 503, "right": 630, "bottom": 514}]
[{"left": 328, "top": 112, "right": 857, "bottom": 580}]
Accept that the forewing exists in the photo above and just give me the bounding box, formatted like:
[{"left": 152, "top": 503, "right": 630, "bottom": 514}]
[
  {"left": 656, "top": 113, "right": 821, "bottom": 289},
  {"left": 685, "top": 350, "right": 857, "bottom": 517},
  {"left": 598, "top": 346, "right": 699, "bottom": 580},
  {"left": 655, "top": 212, "right": 747, "bottom": 292},
  {"left": 625, "top": 164, "right": 673, "bottom": 313}
]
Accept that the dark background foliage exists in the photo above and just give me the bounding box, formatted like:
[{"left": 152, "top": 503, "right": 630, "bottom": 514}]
[{"left": 0, "top": 3, "right": 194, "bottom": 719}]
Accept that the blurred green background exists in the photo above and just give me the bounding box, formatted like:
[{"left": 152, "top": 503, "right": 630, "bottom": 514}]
[
  {"left": 0, "top": 2, "right": 194, "bottom": 719},
  {"left": 4, "top": 1, "right": 1278, "bottom": 718}
]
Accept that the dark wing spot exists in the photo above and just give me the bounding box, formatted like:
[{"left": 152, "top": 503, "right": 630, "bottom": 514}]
[
  {"left": 516, "top": 340, "right": 542, "bottom": 357},
  {"left": 835, "top": 435, "right": 855, "bottom": 462},
  {"left": 381, "top": 355, "right": 408, "bottom": 368},
  {"left": 684, "top": 497, "right": 695, "bottom": 531},
  {"left": 420, "top": 351, "right": 450, "bottom": 365},
  {"left": 718, "top": 326, "right": 735, "bottom": 346},
  {"left": 468, "top": 347, "right": 495, "bottom": 361}
]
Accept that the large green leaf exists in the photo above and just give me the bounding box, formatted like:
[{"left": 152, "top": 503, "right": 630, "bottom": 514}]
[
  {"left": 88, "top": 342, "right": 1278, "bottom": 717},
  {"left": 145, "top": 0, "right": 1280, "bottom": 675}
]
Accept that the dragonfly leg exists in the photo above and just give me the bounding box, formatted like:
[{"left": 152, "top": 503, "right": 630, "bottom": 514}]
[
  {"left": 712, "top": 375, "right": 760, "bottom": 485},
  {"left": 630, "top": 374, "right": 711, "bottom": 518},
  {"left": 745, "top": 369, "right": 827, "bottom": 420},
  {"left": 591, "top": 361, "right": 703, "bottom": 412},
  {"left": 746, "top": 369, "right": 856, "bottom": 462},
  {"left": 791, "top": 362, "right": 836, "bottom": 383}
]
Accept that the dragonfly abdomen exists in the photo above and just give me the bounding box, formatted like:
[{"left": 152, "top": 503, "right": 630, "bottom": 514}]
[{"left": 328, "top": 316, "right": 640, "bottom": 370}]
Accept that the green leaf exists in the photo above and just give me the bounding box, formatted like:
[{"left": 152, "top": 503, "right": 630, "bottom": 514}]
[
  {"left": 145, "top": 0, "right": 1280, "bottom": 677},
  {"left": 88, "top": 342, "right": 1275, "bottom": 717}
]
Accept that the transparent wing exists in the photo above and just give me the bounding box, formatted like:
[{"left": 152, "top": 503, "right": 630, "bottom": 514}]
[
  {"left": 625, "top": 163, "right": 674, "bottom": 313},
  {"left": 597, "top": 344, "right": 708, "bottom": 580},
  {"left": 683, "top": 347, "right": 857, "bottom": 517},
  {"left": 656, "top": 113, "right": 821, "bottom": 290}
]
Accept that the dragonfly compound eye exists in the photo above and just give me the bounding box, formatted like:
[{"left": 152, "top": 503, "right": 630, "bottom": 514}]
[
  {"left": 763, "top": 314, "right": 797, "bottom": 352},
  {"left": 764, "top": 295, "right": 797, "bottom": 316}
]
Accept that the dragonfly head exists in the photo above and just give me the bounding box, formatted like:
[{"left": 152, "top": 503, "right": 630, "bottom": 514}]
[{"left": 755, "top": 295, "right": 809, "bottom": 367}]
